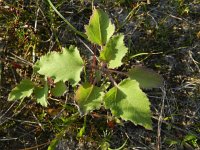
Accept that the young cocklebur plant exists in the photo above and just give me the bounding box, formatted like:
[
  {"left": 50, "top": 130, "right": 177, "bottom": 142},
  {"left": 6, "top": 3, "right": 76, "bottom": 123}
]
[{"left": 8, "top": 8, "right": 163, "bottom": 130}]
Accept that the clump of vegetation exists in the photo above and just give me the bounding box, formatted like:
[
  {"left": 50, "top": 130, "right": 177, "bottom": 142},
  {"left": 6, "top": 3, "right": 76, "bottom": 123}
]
[{"left": 8, "top": 8, "right": 163, "bottom": 129}]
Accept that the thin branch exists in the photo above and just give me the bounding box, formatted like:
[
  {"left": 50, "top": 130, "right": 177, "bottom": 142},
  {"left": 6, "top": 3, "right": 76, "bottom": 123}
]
[
  {"left": 78, "top": 37, "right": 99, "bottom": 62},
  {"left": 9, "top": 52, "right": 33, "bottom": 66},
  {"left": 108, "top": 75, "right": 119, "bottom": 88},
  {"left": 156, "top": 82, "right": 166, "bottom": 150}
]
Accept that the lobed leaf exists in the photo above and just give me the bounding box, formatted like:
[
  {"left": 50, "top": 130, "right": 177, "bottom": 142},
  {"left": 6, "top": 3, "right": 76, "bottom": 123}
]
[
  {"left": 128, "top": 66, "right": 163, "bottom": 89},
  {"left": 85, "top": 8, "right": 115, "bottom": 46},
  {"left": 75, "top": 82, "right": 104, "bottom": 115},
  {"left": 100, "top": 34, "right": 128, "bottom": 68},
  {"left": 34, "top": 46, "right": 84, "bottom": 86},
  {"left": 104, "top": 79, "right": 152, "bottom": 130},
  {"left": 8, "top": 79, "right": 34, "bottom": 101}
]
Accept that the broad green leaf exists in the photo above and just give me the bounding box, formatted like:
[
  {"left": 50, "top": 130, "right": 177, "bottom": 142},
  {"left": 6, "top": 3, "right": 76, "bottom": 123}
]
[
  {"left": 34, "top": 81, "right": 48, "bottom": 107},
  {"left": 100, "top": 34, "right": 128, "bottom": 68},
  {"left": 51, "top": 81, "right": 66, "bottom": 97},
  {"left": 8, "top": 79, "right": 34, "bottom": 101},
  {"left": 85, "top": 8, "right": 115, "bottom": 46},
  {"left": 128, "top": 66, "right": 163, "bottom": 89},
  {"left": 75, "top": 82, "right": 104, "bottom": 115},
  {"left": 34, "top": 46, "right": 84, "bottom": 86},
  {"left": 104, "top": 79, "right": 152, "bottom": 130}
]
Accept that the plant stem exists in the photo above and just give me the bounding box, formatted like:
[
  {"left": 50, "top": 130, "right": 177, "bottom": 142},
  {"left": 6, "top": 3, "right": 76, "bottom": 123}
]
[
  {"left": 108, "top": 75, "right": 119, "bottom": 88},
  {"left": 47, "top": 0, "right": 87, "bottom": 39},
  {"left": 105, "top": 69, "right": 128, "bottom": 76}
]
